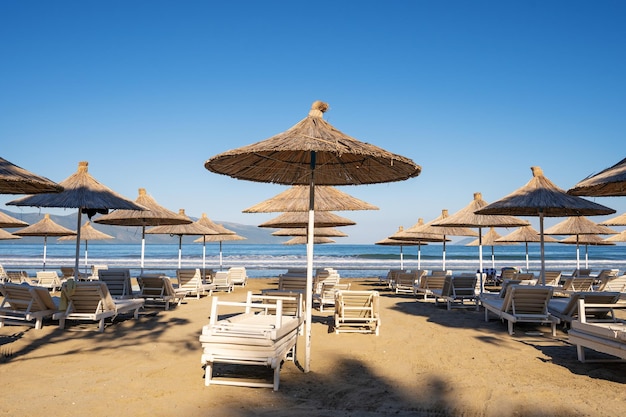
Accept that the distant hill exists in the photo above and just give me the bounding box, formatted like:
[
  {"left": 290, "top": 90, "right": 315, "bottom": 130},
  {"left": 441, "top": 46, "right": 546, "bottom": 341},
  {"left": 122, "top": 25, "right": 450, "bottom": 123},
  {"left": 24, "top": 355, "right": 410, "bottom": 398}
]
[{"left": 0, "top": 209, "right": 279, "bottom": 245}]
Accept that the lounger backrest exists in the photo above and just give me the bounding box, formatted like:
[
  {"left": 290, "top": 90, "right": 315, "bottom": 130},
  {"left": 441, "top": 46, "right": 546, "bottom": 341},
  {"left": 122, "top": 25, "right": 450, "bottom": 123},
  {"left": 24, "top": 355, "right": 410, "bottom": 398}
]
[
  {"left": 603, "top": 275, "right": 626, "bottom": 292},
  {"left": 90, "top": 264, "right": 108, "bottom": 280},
  {"left": 543, "top": 271, "right": 562, "bottom": 286},
  {"left": 0, "top": 284, "right": 35, "bottom": 312},
  {"left": 253, "top": 291, "right": 303, "bottom": 317},
  {"left": 99, "top": 268, "right": 132, "bottom": 298},
  {"left": 451, "top": 276, "right": 477, "bottom": 297},
  {"left": 6, "top": 271, "right": 28, "bottom": 284},
  {"left": 564, "top": 277, "right": 595, "bottom": 292},
  {"left": 278, "top": 274, "right": 307, "bottom": 292},
  {"left": 64, "top": 281, "right": 116, "bottom": 314},
  {"left": 560, "top": 292, "right": 621, "bottom": 318},
  {"left": 177, "top": 268, "right": 203, "bottom": 290},
  {"left": 138, "top": 275, "right": 169, "bottom": 297},
  {"left": 336, "top": 290, "right": 378, "bottom": 319},
  {"left": 504, "top": 285, "right": 552, "bottom": 315},
  {"left": 36, "top": 271, "right": 62, "bottom": 288}
]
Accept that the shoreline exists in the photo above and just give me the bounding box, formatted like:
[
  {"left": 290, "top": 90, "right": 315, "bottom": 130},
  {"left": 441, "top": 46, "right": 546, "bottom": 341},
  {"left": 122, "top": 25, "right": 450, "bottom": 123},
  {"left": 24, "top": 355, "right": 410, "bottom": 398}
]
[{"left": 1, "top": 277, "right": 626, "bottom": 416}]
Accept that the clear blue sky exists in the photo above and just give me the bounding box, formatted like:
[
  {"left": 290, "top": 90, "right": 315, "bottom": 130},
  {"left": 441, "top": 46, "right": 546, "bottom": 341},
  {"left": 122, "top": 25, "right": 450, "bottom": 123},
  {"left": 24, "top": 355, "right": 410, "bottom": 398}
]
[{"left": 2, "top": 1, "right": 625, "bottom": 243}]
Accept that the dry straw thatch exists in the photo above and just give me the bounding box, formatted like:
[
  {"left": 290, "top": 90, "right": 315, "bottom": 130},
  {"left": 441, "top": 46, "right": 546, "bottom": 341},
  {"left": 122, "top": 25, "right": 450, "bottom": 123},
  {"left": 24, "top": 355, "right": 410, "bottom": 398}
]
[
  {"left": 243, "top": 185, "right": 378, "bottom": 213},
  {"left": 389, "top": 217, "right": 458, "bottom": 242},
  {"left": 57, "top": 221, "right": 114, "bottom": 242},
  {"left": 496, "top": 225, "right": 558, "bottom": 244},
  {"left": 271, "top": 227, "right": 348, "bottom": 237},
  {"left": 258, "top": 211, "right": 356, "bottom": 228},
  {"left": 205, "top": 101, "right": 421, "bottom": 186},
  {"left": 146, "top": 209, "right": 218, "bottom": 236},
  {"left": 544, "top": 216, "right": 618, "bottom": 236},
  {"left": 283, "top": 236, "right": 335, "bottom": 245},
  {"left": 0, "top": 156, "right": 63, "bottom": 194},
  {"left": 568, "top": 156, "right": 626, "bottom": 197},
  {"left": 560, "top": 234, "right": 614, "bottom": 245},
  {"left": 0, "top": 229, "right": 20, "bottom": 240},
  {"left": 13, "top": 213, "right": 76, "bottom": 237},
  {"left": 600, "top": 212, "right": 626, "bottom": 226},
  {"left": 0, "top": 211, "right": 29, "bottom": 228},
  {"left": 435, "top": 192, "right": 529, "bottom": 228},
  {"left": 605, "top": 230, "right": 626, "bottom": 243}
]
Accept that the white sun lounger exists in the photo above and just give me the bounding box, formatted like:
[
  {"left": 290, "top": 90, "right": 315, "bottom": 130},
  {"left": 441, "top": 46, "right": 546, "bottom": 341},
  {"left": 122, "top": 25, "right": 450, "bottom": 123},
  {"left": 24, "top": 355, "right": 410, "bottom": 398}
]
[{"left": 0, "top": 283, "right": 59, "bottom": 329}]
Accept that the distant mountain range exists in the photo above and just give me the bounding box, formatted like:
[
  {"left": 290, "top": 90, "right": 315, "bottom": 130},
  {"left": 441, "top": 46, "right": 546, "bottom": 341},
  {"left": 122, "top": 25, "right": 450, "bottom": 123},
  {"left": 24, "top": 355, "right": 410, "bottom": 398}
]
[{"left": 0, "top": 209, "right": 278, "bottom": 245}]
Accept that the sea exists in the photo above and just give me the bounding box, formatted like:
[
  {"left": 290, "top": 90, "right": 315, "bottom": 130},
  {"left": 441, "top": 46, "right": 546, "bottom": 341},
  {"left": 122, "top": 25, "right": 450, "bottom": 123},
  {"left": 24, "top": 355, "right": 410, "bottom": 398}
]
[{"left": 1, "top": 242, "right": 624, "bottom": 278}]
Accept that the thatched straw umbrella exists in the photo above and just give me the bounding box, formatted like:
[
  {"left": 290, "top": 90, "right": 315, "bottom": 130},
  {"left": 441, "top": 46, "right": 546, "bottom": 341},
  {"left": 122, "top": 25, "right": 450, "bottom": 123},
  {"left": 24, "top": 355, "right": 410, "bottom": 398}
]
[
  {"left": 95, "top": 188, "right": 191, "bottom": 271},
  {"left": 377, "top": 226, "right": 432, "bottom": 270},
  {"left": 0, "top": 156, "right": 63, "bottom": 194},
  {"left": 58, "top": 221, "right": 114, "bottom": 270},
  {"left": 258, "top": 211, "right": 356, "bottom": 228},
  {"left": 205, "top": 100, "right": 421, "bottom": 372},
  {"left": 13, "top": 213, "right": 76, "bottom": 270},
  {"left": 192, "top": 213, "right": 246, "bottom": 272},
  {"left": 272, "top": 227, "right": 348, "bottom": 237},
  {"left": 466, "top": 226, "right": 517, "bottom": 270},
  {"left": 283, "top": 236, "right": 335, "bottom": 245},
  {"left": 600, "top": 212, "right": 626, "bottom": 227},
  {"left": 475, "top": 166, "right": 615, "bottom": 284},
  {"left": 433, "top": 193, "right": 528, "bottom": 291},
  {"left": 559, "top": 234, "right": 615, "bottom": 269},
  {"left": 0, "top": 229, "right": 20, "bottom": 240},
  {"left": 568, "top": 157, "right": 626, "bottom": 197},
  {"left": 544, "top": 216, "right": 617, "bottom": 269},
  {"left": 605, "top": 230, "right": 626, "bottom": 243},
  {"left": 146, "top": 209, "right": 219, "bottom": 269},
  {"left": 7, "top": 162, "right": 144, "bottom": 278},
  {"left": 389, "top": 214, "right": 467, "bottom": 270},
  {"left": 496, "top": 225, "right": 558, "bottom": 271},
  {"left": 243, "top": 185, "right": 379, "bottom": 213},
  {"left": 0, "top": 211, "right": 29, "bottom": 228}
]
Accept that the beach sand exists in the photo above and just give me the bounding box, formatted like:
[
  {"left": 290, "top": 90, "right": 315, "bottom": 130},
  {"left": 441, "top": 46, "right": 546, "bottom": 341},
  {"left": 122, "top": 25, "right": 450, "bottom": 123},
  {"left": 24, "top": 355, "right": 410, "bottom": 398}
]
[{"left": 1, "top": 277, "right": 625, "bottom": 417}]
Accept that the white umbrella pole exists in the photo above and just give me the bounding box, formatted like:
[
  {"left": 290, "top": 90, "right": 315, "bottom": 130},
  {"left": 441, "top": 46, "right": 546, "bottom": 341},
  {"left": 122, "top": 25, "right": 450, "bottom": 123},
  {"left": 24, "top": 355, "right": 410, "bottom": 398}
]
[
  {"left": 585, "top": 244, "right": 589, "bottom": 269},
  {"left": 442, "top": 236, "right": 447, "bottom": 270},
  {"left": 400, "top": 245, "right": 404, "bottom": 270},
  {"left": 576, "top": 235, "right": 580, "bottom": 269},
  {"left": 478, "top": 227, "right": 484, "bottom": 293},
  {"left": 219, "top": 241, "right": 223, "bottom": 270},
  {"left": 202, "top": 236, "right": 206, "bottom": 271},
  {"left": 417, "top": 243, "right": 421, "bottom": 270},
  {"left": 304, "top": 155, "right": 316, "bottom": 373},
  {"left": 74, "top": 211, "right": 82, "bottom": 280},
  {"left": 84, "top": 240, "right": 89, "bottom": 269},
  {"left": 491, "top": 245, "right": 495, "bottom": 269},
  {"left": 141, "top": 225, "right": 146, "bottom": 272},
  {"left": 178, "top": 235, "right": 182, "bottom": 269},
  {"left": 525, "top": 242, "right": 529, "bottom": 271},
  {"left": 43, "top": 235, "right": 47, "bottom": 270},
  {"left": 539, "top": 209, "right": 546, "bottom": 285}
]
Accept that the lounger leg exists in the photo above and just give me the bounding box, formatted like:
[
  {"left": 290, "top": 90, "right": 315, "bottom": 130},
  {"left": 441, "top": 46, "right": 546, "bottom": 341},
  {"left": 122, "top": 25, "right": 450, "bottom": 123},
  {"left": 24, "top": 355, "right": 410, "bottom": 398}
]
[
  {"left": 507, "top": 320, "right": 514, "bottom": 336},
  {"left": 484, "top": 308, "right": 489, "bottom": 322},
  {"left": 58, "top": 317, "right": 66, "bottom": 329},
  {"left": 35, "top": 318, "right": 43, "bottom": 330},
  {"left": 576, "top": 345, "right": 586, "bottom": 363},
  {"left": 273, "top": 366, "right": 280, "bottom": 391},
  {"left": 204, "top": 362, "right": 213, "bottom": 386},
  {"left": 98, "top": 318, "right": 105, "bottom": 332}
]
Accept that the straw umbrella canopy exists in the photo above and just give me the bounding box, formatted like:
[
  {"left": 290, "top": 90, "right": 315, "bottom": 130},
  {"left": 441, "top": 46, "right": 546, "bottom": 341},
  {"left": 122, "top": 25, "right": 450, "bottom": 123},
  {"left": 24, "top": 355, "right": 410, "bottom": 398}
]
[
  {"left": 568, "top": 157, "right": 626, "bottom": 197},
  {"left": 559, "top": 234, "right": 615, "bottom": 269},
  {"left": 475, "top": 166, "right": 616, "bottom": 284},
  {"left": 204, "top": 100, "right": 421, "bottom": 372},
  {"left": 466, "top": 227, "right": 517, "bottom": 269},
  {"left": 605, "top": 230, "right": 626, "bottom": 243},
  {"left": 272, "top": 227, "right": 348, "bottom": 237},
  {"left": 13, "top": 213, "right": 76, "bottom": 270},
  {"left": 243, "top": 185, "right": 379, "bottom": 213},
  {"left": 146, "top": 209, "right": 219, "bottom": 269},
  {"left": 0, "top": 211, "right": 29, "bottom": 228},
  {"left": 95, "top": 188, "right": 191, "bottom": 270},
  {"left": 0, "top": 229, "right": 20, "bottom": 240},
  {"left": 496, "top": 225, "right": 558, "bottom": 271},
  {"left": 433, "top": 194, "right": 528, "bottom": 289},
  {"left": 258, "top": 211, "right": 356, "bottom": 228},
  {"left": 191, "top": 213, "right": 246, "bottom": 272},
  {"left": 283, "top": 236, "right": 335, "bottom": 245},
  {"left": 57, "top": 221, "right": 114, "bottom": 270},
  {"left": 0, "top": 156, "right": 63, "bottom": 194},
  {"left": 8, "top": 162, "right": 145, "bottom": 279},
  {"left": 600, "top": 212, "right": 626, "bottom": 227},
  {"left": 544, "top": 216, "right": 617, "bottom": 269}
]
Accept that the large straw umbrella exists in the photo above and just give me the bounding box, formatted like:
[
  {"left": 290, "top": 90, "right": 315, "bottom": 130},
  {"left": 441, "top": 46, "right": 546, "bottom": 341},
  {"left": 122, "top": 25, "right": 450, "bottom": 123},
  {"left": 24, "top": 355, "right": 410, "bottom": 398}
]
[
  {"left": 0, "top": 229, "right": 20, "bottom": 240},
  {"left": 0, "top": 156, "right": 63, "bottom": 194},
  {"left": 258, "top": 211, "right": 356, "bottom": 228},
  {"left": 146, "top": 209, "right": 219, "bottom": 269},
  {"left": 387, "top": 220, "right": 451, "bottom": 269},
  {"left": 600, "top": 212, "right": 626, "bottom": 227},
  {"left": 7, "top": 161, "right": 145, "bottom": 279},
  {"left": 559, "top": 234, "right": 615, "bottom": 269},
  {"left": 283, "top": 236, "right": 335, "bottom": 245},
  {"left": 496, "top": 225, "right": 558, "bottom": 271},
  {"left": 376, "top": 227, "right": 431, "bottom": 270},
  {"left": 544, "top": 216, "right": 617, "bottom": 269},
  {"left": 0, "top": 211, "right": 29, "bottom": 228},
  {"left": 475, "top": 166, "right": 615, "bottom": 284},
  {"left": 192, "top": 213, "right": 246, "bottom": 272},
  {"left": 433, "top": 192, "right": 529, "bottom": 291},
  {"left": 466, "top": 226, "right": 516, "bottom": 270},
  {"left": 568, "top": 157, "right": 626, "bottom": 197},
  {"left": 13, "top": 213, "right": 76, "bottom": 270},
  {"left": 95, "top": 188, "right": 191, "bottom": 271},
  {"left": 243, "top": 185, "right": 379, "bottom": 213},
  {"left": 204, "top": 100, "right": 421, "bottom": 372},
  {"left": 272, "top": 227, "right": 348, "bottom": 237},
  {"left": 57, "top": 221, "right": 114, "bottom": 271}
]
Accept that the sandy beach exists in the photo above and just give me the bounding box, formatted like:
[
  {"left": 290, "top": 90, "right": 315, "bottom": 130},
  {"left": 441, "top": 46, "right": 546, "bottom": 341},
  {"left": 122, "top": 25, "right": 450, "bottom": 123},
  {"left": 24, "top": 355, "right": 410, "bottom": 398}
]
[{"left": 1, "top": 277, "right": 625, "bottom": 417}]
